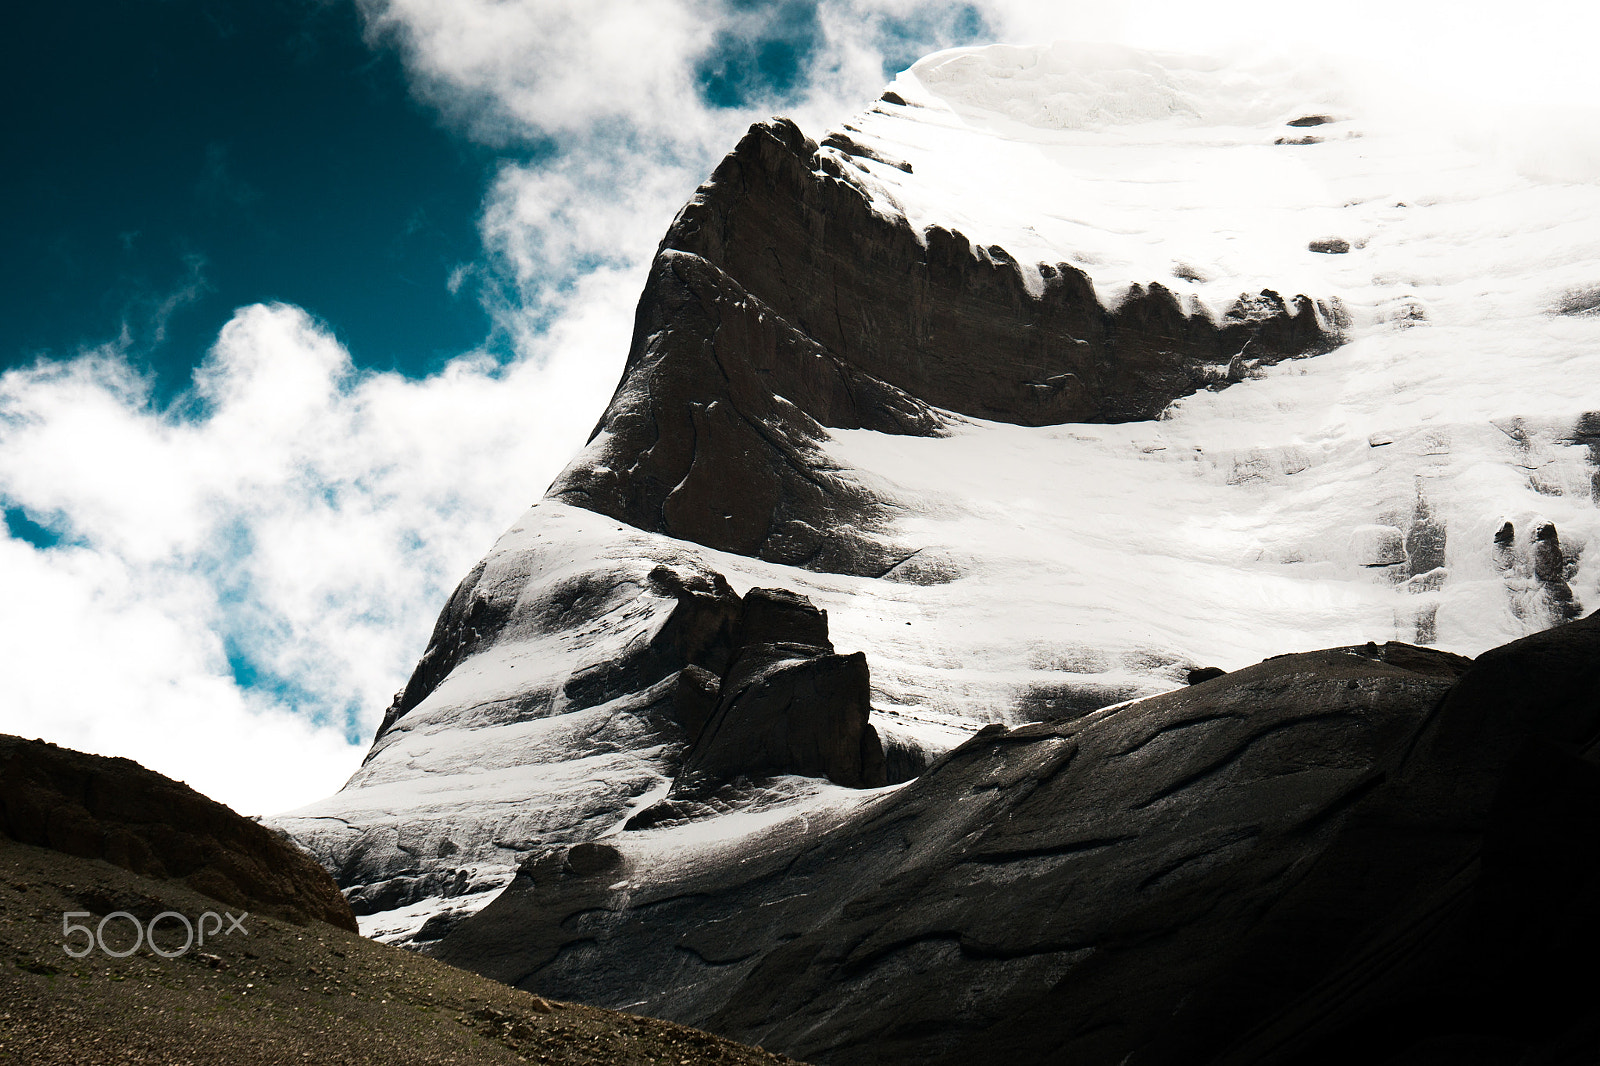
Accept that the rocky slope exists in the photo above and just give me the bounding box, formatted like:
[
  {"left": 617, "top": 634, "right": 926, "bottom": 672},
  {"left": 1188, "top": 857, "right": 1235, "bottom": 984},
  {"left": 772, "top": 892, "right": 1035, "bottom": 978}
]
[
  {"left": 0, "top": 734, "right": 354, "bottom": 932},
  {"left": 275, "top": 38, "right": 1600, "bottom": 1001},
  {"left": 0, "top": 742, "right": 801, "bottom": 1066},
  {"left": 433, "top": 615, "right": 1599, "bottom": 1064}
]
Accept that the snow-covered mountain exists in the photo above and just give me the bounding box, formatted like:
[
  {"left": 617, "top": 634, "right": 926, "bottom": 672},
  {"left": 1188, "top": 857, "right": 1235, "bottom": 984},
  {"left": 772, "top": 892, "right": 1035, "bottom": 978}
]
[{"left": 273, "top": 38, "right": 1600, "bottom": 968}]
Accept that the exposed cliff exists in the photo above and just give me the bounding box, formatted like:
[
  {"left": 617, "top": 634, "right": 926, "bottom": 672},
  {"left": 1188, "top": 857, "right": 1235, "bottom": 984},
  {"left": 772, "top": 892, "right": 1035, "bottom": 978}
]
[{"left": 548, "top": 116, "right": 1336, "bottom": 574}]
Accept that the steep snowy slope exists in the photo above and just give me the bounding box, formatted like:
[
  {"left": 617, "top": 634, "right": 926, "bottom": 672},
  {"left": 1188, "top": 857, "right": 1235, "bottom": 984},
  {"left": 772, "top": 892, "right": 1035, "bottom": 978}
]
[{"left": 274, "top": 42, "right": 1600, "bottom": 946}]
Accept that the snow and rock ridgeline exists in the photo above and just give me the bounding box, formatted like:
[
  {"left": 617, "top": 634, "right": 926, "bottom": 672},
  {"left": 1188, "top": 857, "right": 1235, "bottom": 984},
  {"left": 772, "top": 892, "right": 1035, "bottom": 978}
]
[{"left": 275, "top": 41, "right": 1600, "bottom": 956}]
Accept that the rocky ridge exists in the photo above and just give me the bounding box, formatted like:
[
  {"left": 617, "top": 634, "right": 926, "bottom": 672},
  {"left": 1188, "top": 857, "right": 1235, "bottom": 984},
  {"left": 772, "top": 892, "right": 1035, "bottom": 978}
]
[
  {"left": 0, "top": 734, "right": 354, "bottom": 932},
  {"left": 549, "top": 116, "right": 1337, "bottom": 574}
]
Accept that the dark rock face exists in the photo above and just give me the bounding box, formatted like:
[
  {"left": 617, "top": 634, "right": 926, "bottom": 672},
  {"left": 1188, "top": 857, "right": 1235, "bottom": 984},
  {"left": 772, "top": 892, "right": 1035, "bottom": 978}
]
[
  {"left": 548, "top": 249, "right": 945, "bottom": 575},
  {"left": 630, "top": 588, "right": 888, "bottom": 828},
  {"left": 662, "top": 119, "right": 1336, "bottom": 427},
  {"left": 680, "top": 647, "right": 882, "bottom": 790},
  {"left": 0, "top": 735, "right": 357, "bottom": 932},
  {"left": 436, "top": 624, "right": 1600, "bottom": 1064},
  {"left": 734, "top": 586, "right": 831, "bottom": 649},
  {"left": 549, "top": 118, "right": 1338, "bottom": 572}
]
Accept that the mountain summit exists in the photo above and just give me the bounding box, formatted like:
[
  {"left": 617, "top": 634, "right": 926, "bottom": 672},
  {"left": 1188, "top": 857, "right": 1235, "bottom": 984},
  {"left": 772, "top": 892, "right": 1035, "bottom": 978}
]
[{"left": 274, "top": 42, "right": 1600, "bottom": 1062}]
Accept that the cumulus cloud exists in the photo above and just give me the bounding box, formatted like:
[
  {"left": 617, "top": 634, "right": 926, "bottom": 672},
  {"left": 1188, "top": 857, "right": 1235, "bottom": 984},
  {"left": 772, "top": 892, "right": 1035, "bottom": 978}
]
[
  {"left": 0, "top": 284, "right": 634, "bottom": 814},
  {"left": 359, "top": 0, "right": 718, "bottom": 142}
]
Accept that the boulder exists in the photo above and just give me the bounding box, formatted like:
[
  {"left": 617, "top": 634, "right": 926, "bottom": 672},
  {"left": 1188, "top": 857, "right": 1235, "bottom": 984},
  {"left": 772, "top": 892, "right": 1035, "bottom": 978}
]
[
  {"left": 676, "top": 647, "right": 884, "bottom": 793},
  {"left": 629, "top": 588, "right": 888, "bottom": 829}
]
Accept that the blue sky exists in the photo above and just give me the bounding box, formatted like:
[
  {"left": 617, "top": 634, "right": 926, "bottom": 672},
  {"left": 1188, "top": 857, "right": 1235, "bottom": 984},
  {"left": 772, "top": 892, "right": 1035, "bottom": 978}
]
[
  {"left": 2, "top": 1, "right": 997, "bottom": 409},
  {"left": 3, "top": 0, "right": 501, "bottom": 400}
]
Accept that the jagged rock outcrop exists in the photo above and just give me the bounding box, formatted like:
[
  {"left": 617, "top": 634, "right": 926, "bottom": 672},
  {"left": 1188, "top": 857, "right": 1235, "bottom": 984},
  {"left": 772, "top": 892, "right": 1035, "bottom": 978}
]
[
  {"left": 436, "top": 619, "right": 1600, "bottom": 1064},
  {"left": 0, "top": 735, "right": 357, "bottom": 931},
  {"left": 629, "top": 588, "right": 890, "bottom": 829},
  {"left": 662, "top": 118, "right": 1334, "bottom": 427},
  {"left": 675, "top": 644, "right": 884, "bottom": 790},
  {"left": 549, "top": 118, "right": 1336, "bottom": 574}
]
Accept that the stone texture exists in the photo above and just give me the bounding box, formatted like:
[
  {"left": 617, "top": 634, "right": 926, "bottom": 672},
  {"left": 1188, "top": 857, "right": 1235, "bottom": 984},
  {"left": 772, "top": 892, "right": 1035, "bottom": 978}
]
[
  {"left": 436, "top": 624, "right": 1600, "bottom": 1065},
  {"left": 0, "top": 735, "right": 357, "bottom": 931}
]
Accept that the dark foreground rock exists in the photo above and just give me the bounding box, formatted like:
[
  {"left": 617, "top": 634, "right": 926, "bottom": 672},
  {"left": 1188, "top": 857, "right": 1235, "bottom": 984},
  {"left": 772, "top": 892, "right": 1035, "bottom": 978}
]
[
  {"left": 0, "top": 734, "right": 356, "bottom": 932},
  {"left": 436, "top": 620, "right": 1600, "bottom": 1065},
  {"left": 0, "top": 835, "right": 803, "bottom": 1066}
]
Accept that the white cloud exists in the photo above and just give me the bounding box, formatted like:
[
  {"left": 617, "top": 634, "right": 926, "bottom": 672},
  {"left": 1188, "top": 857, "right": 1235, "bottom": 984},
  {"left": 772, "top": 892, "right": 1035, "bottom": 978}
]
[
  {"left": 357, "top": 0, "right": 720, "bottom": 142},
  {"left": 0, "top": 291, "right": 632, "bottom": 815}
]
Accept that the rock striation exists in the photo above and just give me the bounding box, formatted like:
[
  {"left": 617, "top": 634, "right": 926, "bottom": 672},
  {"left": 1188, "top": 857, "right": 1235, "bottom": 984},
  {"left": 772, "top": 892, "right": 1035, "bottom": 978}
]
[{"left": 437, "top": 619, "right": 1600, "bottom": 1065}]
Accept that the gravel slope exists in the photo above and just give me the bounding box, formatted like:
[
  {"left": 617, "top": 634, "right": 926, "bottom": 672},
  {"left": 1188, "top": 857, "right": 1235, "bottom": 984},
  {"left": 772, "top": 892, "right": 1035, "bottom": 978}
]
[{"left": 0, "top": 836, "right": 802, "bottom": 1066}]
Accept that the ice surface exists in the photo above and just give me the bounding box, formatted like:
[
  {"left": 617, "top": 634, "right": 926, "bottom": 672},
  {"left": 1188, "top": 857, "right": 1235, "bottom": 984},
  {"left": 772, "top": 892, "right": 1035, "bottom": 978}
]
[{"left": 279, "top": 41, "right": 1600, "bottom": 942}]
